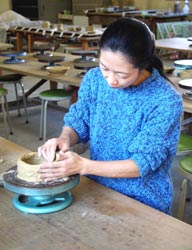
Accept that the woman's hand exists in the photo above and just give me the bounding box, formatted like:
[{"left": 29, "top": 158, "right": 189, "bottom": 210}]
[
  {"left": 38, "top": 136, "right": 70, "bottom": 162},
  {"left": 38, "top": 126, "right": 80, "bottom": 162},
  {"left": 37, "top": 151, "right": 84, "bottom": 182}
]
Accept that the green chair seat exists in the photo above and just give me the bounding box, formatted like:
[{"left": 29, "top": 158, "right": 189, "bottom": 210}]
[
  {"left": 177, "top": 135, "right": 192, "bottom": 220},
  {"left": 0, "top": 87, "right": 7, "bottom": 95},
  {"left": 39, "top": 88, "right": 72, "bottom": 142},
  {"left": 178, "top": 134, "right": 192, "bottom": 152},
  {"left": 39, "top": 89, "right": 71, "bottom": 101},
  {"left": 180, "top": 155, "right": 192, "bottom": 174}
]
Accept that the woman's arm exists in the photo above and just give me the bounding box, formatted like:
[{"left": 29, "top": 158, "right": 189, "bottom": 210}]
[
  {"left": 59, "top": 126, "right": 80, "bottom": 147},
  {"left": 37, "top": 151, "right": 140, "bottom": 182},
  {"left": 81, "top": 157, "right": 140, "bottom": 178}
]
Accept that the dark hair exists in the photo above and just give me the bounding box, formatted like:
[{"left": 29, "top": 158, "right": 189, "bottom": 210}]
[{"left": 99, "top": 18, "right": 166, "bottom": 78}]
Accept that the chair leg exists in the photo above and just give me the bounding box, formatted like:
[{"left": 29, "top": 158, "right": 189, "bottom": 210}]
[
  {"left": 178, "top": 178, "right": 188, "bottom": 221},
  {"left": 16, "top": 81, "right": 29, "bottom": 123},
  {"left": 0, "top": 95, "right": 13, "bottom": 138},
  {"left": 186, "top": 180, "right": 191, "bottom": 202},
  {"left": 43, "top": 100, "right": 48, "bottom": 142},
  {"left": 39, "top": 99, "right": 45, "bottom": 141},
  {"left": 1, "top": 96, "right": 9, "bottom": 138},
  {"left": 39, "top": 99, "right": 48, "bottom": 142},
  {"left": 4, "top": 95, "right": 13, "bottom": 135},
  {"left": 14, "top": 82, "right": 21, "bottom": 117}
]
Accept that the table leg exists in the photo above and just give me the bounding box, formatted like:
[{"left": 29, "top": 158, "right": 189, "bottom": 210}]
[
  {"left": 16, "top": 32, "right": 23, "bottom": 52},
  {"left": 50, "top": 81, "right": 58, "bottom": 89},
  {"left": 70, "top": 87, "right": 79, "bottom": 104},
  {"left": 81, "top": 40, "right": 89, "bottom": 50},
  {"left": 27, "top": 34, "right": 33, "bottom": 53},
  {"left": 24, "top": 79, "right": 47, "bottom": 98}
]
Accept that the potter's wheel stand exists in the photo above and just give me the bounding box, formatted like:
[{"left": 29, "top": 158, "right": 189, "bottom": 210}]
[
  {"left": 0, "top": 51, "right": 27, "bottom": 64},
  {"left": 38, "top": 55, "right": 65, "bottom": 70},
  {"left": 71, "top": 50, "right": 97, "bottom": 63},
  {"left": 74, "top": 61, "right": 98, "bottom": 78},
  {"left": 3, "top": 166, "right": 80, "bottom": 214},
  {"left": 33, "top": 44, "right": 55, "bottom": 57}
]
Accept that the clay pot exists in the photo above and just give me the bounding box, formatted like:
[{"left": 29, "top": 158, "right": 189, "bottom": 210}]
[{"left": 17, "top": 152, "right": 45, "bottom": 183}]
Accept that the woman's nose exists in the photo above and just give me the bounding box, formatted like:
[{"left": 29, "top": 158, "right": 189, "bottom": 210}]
[{"left": 105, "top": 71, "right": 116, "bottom": 84}]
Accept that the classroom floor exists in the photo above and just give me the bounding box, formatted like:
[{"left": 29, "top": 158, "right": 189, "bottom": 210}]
[{"left": 0, "top": 75, "right": 192, "bottom": 225}]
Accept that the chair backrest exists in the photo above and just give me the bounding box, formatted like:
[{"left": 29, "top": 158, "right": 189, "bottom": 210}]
[{"left": 156, "top": 21, "right": 192, "bottom": 39}]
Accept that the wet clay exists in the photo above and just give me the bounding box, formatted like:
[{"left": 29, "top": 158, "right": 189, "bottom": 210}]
[{"left": 17, "top": 152, "right": 46, "bottom": 183}]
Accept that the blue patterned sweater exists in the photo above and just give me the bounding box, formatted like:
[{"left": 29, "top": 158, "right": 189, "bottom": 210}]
[{"left": 64, "top": 67, "right": 183, "bottom": 214}]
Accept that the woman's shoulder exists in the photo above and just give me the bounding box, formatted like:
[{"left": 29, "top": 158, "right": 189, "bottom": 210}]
[
  {"left": 84, "top": 66, "right": 101, "bottom": 78},
  {"left": 81, "top": 67, "right": 104, "bottom": 88}
]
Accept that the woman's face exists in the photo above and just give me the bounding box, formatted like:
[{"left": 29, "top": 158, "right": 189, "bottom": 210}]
[{"left": 99, "top": 49, "right": 142, "bottom": 88}]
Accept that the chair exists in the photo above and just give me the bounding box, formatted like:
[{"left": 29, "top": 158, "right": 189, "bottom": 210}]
[
  {"left": 39, "top": 89, "right": 72, "bottom": 142},
  {"left": 176, "top": 134, "right": 192, "bottom": 220},
  {"left": 177, "top": 154, "right": 192, "bottom": 220},
  {"left": 0, "top": 74, "right": 29, "bottom": 123},
  {"left": 0, "top": 87, "right": 13, "bottom": 138},
  {"left": 177, "top": 133, "right": 192, "bottom": 156}
]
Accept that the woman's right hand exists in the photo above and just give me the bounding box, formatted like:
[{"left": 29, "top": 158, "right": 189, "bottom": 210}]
[{"left": 38, "top": 136, "right": 70, "bottom": 162}]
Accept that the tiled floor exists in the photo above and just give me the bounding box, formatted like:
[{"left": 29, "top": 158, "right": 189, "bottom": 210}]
[{"left": 0, "top": 75, "right": 192, "bottom": 225}]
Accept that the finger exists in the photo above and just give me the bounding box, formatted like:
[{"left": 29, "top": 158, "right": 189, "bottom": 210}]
[
  {"left": 55, "top": 151, "right": 67, "bottom": 161},
  {"left": 38, "top": 145, "right": 56, "bottom": 162},
  {"left": 38, "top": 146, "right": 42, "bottom": 157},
  {"left": 37, "top": 162, "right": 60, "bottom": 173},
  {"left": 38, "top": 172, "right": 62, "bottom": 178},
  {"left": 38, "top": 173, "right": 64, "bottom": 182}
]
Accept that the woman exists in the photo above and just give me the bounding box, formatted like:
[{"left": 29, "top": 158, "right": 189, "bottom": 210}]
[{"left": 38, "top": 18, "right": 183, "bottom": 214}]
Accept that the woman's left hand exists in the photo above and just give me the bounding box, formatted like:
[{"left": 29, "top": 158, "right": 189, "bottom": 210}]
[{"left": 37, "top": 151, "right": 84, "bottom": 182}]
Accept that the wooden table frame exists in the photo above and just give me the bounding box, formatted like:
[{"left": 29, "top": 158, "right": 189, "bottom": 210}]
[
  {"left": 8, "top": 27, "right": 102, "bottom": 53},
  {"left": 0, "top": 136, "right": 192, "bottom": 250}
]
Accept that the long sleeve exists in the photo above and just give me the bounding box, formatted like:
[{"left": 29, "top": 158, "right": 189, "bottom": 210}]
[{"left": 63, "top": 67, "right": 183, "bottom": 214}]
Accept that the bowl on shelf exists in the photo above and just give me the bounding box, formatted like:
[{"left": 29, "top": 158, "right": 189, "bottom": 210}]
[{"left": 46, "top": 65, "right": 70, "bottom": 75}]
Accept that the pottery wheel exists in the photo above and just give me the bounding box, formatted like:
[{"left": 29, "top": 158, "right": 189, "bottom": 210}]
[
  {"left": 0, "top": 51, "right": 27, "bottom": 64},
  {"left": 3, "top": 166, "right": 80, "bottom": 214},
  {"left": 33, "top": 45, "right": 55, "bottom": 57},
  {"left": 3, "top": 166, "right": 80, "bottom": 196},
  {"left": 38, "top": 55, "right": 65, "bottom": 69},
  {"left": 71, "top": 50, "right": 97, "bottom": 63},
  {"left": 38, "top": 55, "right": 65, "bottom": 64},
  {"left": 74, "top": 62, "right": 98, "bottom": 71},
  {"left": 178, "top": 79, "right": 192, "bottom": 100}
]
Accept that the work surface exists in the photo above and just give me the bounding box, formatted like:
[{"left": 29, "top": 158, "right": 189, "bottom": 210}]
[
  {"left": 0, "top": 137, "right": 192, "bottom": 250},
  {"left": 0, "top": 53, "right": 82, "bottom": 87},
  {"left": 155, "top": 37, "right": 192, "bottom": 53}
]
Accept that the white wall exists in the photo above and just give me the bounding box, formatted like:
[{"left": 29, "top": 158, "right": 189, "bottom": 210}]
[{"left": 0, "top": 0, "right": 11, "bottom": 14}]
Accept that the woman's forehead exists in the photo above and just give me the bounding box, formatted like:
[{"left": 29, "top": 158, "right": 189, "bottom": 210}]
[{"left": 99, "top": 50, "right": 134, "bottom": 68}]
